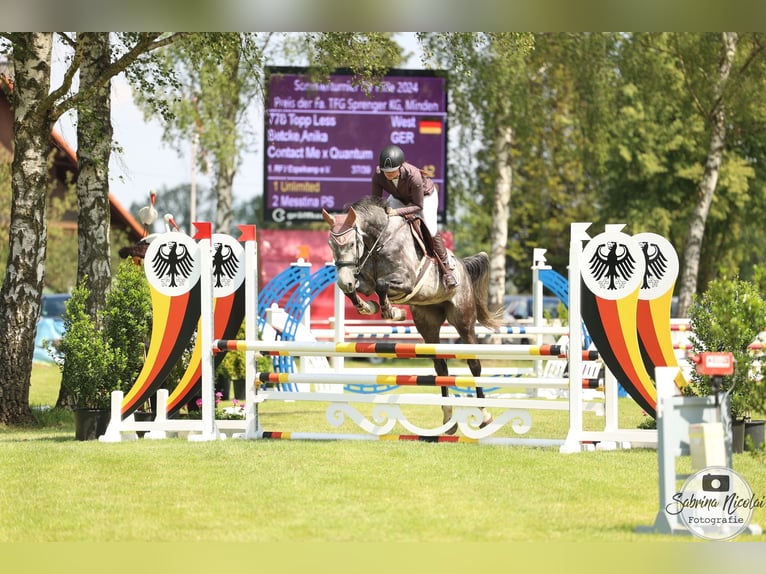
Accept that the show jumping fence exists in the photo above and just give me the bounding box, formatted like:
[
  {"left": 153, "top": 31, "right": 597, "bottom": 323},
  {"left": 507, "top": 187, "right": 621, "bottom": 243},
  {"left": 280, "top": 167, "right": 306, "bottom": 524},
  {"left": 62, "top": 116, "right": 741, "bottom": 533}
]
[{"left": 101, "top": 222, "right": 660, "bottom": 451}]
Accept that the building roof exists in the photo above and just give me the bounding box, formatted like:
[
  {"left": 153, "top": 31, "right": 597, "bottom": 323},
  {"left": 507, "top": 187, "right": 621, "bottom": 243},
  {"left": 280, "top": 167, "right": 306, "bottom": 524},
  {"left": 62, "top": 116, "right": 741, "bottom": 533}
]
[{"left": 0, "top": 74, "right": 144, "bottom": 243}]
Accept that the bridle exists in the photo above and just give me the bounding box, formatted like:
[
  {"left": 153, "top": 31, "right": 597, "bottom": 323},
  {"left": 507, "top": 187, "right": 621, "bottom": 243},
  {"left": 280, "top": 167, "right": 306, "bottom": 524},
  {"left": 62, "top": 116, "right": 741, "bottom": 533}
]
[{"left": 330, "top": 216, "right": 389, "bottom": 276}]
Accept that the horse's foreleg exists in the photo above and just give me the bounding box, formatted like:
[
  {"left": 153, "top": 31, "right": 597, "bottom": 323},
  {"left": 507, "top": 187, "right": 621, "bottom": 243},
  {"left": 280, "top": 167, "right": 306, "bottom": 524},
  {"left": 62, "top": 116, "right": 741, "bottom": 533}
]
[
  {"left": 375, "top": 280, "right": 406, "bottom": 321},
  {"left": 468, "top": 358, "right": 493, "bottom": 428},
  {"left": 345, "top": 291, "right": 379, "bottom": 316}
]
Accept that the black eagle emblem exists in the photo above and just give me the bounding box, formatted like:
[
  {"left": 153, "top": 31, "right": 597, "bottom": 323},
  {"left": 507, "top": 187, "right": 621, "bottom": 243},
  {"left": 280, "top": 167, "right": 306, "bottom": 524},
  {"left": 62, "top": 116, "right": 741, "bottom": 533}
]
[
  {"left": 638, "top": 241, "right": 669, "bottom": 289},
  {"left": 212, "top": 242, "right": 239, "bottom": 288},
  {"left": 151, "top": 241, "right": 195, "bottom": 288},
  {"left": 588, "top": 241, "right": 636, "bottom": 291}
]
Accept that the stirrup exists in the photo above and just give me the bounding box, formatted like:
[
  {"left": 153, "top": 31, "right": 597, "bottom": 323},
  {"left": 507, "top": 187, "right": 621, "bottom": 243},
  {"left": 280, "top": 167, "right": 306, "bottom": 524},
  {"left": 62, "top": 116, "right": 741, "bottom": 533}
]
[{"left": 443, "top": 272, "right": 459, "bottom": 289}]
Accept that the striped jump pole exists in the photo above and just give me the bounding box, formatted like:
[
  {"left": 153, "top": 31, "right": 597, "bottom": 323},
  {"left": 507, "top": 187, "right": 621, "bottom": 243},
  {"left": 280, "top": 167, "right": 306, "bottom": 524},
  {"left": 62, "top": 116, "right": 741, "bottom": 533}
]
[
  {"left": 334, "top": 324, "right": 569, "bottom": 337},
  {"left": 216, "top": 339, "right": 599, "bottom": 361},
  {"left": 259, "top": 371, "right": 602, "bottom": 390}
]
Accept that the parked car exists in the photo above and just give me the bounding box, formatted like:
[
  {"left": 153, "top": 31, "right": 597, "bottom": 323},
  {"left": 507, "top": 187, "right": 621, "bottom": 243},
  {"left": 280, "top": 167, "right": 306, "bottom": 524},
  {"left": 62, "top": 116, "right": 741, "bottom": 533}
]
[
  {"left": 41, "top": 293, "right": 71, "bottom": 319},
  {"left": 503, "top": 294, "right": 561, "bottom": 323},
  {"left": 34, "top": 293, "right": 70, "bottom": 364}
]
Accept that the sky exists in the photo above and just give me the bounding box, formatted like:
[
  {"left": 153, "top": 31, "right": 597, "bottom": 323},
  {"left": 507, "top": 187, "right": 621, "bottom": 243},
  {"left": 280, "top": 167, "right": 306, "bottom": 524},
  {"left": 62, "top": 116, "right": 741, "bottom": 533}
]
[{"left": 53, "top": 33, "right": 422, "bottom": 219}]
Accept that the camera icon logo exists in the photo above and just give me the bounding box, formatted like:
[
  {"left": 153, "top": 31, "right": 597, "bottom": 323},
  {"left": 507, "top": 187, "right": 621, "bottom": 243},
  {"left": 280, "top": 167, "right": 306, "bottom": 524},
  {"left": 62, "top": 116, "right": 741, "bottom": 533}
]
[
  {"left": 701, "top": 473, "right": 730, "bottom": 492},
  {"left": 674, "top": 466, "right": 758, "bottom": 541}
]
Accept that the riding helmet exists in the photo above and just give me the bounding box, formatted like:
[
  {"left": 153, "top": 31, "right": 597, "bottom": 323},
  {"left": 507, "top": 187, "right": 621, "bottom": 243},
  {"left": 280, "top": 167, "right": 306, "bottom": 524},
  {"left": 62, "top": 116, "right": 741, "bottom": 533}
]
[{"left": 379, "top": 145, "right": 405, "bottom": 172}]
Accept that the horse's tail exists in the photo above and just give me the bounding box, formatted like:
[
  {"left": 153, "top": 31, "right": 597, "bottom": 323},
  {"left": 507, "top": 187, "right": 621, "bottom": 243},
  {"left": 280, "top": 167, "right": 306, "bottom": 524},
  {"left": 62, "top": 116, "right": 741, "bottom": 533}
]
[{"left": 463, "top": 252, "right": 502, "bottom": 330}]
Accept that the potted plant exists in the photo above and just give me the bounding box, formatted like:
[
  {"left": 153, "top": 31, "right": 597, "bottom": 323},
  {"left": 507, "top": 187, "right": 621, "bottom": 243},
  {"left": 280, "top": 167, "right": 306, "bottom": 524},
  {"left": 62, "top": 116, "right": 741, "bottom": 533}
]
[
  {"left": 686, "top": 277, "right": 766, "bottom": 452},
  {"left": 58, "top": 260, "right": 152, "bottom": 440}
]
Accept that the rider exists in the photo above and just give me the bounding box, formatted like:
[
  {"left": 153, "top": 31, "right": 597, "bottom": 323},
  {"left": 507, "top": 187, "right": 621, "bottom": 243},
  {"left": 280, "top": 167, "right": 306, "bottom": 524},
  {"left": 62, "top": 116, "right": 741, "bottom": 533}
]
[{"left": 371, "top": 144, "right": 458, "bottom": 289}]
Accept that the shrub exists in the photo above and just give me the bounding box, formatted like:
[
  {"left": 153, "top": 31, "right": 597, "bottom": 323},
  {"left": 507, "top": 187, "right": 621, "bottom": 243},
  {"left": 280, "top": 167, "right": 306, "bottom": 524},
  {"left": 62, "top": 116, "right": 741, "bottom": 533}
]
[{"left": 687, "top": 277, "right": 766, "bottom": 420}]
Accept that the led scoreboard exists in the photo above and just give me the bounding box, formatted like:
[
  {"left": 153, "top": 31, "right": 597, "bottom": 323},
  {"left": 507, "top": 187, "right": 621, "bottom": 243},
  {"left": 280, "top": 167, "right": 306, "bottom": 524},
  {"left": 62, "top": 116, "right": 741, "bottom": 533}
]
[{"left": 264, "top": 67, "right": 448, "bottom": 224}]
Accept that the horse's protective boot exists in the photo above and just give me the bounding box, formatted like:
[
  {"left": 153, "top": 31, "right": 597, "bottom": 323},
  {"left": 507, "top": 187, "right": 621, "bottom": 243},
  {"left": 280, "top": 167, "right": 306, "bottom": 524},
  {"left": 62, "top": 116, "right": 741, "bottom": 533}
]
[{"left": 432, "top": 233, "right": 458, "bottom": 289}]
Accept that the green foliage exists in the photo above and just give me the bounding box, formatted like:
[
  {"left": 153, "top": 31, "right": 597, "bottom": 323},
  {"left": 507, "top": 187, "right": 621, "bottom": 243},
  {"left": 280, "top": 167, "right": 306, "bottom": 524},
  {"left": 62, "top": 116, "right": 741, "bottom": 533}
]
[
  {"left": 44, "top": 185, "right": 79, "bottom": 294},
  {"left": 102, "top": 260, "right": 152, "bottom": 391},
  {"left": 687, "top": 277, "right": 766, "bottom": 419},
  {"left": 59, "top": 280, "right": 128, "bottom": 410},
  {"left": 59, "top": 260, "right": 152, "bottom": 410},
  {"left": 216, "top": 321, "right": 272, "bottom": 382}
]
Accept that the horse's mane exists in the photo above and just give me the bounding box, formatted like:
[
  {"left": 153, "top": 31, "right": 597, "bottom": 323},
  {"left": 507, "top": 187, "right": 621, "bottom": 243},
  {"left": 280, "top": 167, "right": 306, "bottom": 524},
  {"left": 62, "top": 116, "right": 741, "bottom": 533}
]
[
  {"left": 349, "top": 195, "right": 387, "bottom": 214},
  {"left": 348, "top": 196, "right": 389, "bottom": 228}
]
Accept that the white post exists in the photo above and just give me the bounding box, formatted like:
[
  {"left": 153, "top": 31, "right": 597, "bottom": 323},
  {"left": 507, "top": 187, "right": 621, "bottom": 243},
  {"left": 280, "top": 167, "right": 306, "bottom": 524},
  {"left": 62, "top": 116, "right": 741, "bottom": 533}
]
[
  {"left": 98, "top": 390, "right": 127, "bottom": 443},
  {"left": 145, "top": 388, "right": 169, "bottom": 440},
  {"left": 333, "top": 275, "right": 345, "bottom": 373},
  {"left": 241, "top": 225, "right": 261, "bottom": 440},
  {"left": 188, "top": 222, "right": 221, "bottom": 441},
  {"left": 531, "top": 248, "right": 550, "bottom": 376},
  {"left": 560, "top": 222, "right": 591, "bottom": 453}
]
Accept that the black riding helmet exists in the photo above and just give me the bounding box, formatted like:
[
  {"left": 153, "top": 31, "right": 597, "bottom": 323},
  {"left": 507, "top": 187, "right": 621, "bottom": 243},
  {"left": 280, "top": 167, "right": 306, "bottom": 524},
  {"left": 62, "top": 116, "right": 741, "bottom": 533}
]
[{"left": 379, "top": 144, "right": 405, "bottom": 172}]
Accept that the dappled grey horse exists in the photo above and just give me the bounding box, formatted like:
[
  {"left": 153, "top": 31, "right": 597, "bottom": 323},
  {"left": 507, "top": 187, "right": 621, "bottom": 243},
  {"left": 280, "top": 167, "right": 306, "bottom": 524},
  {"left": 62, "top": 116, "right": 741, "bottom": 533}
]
[{"left": 323, "top": 196, "right": 499, "bottom": 433}]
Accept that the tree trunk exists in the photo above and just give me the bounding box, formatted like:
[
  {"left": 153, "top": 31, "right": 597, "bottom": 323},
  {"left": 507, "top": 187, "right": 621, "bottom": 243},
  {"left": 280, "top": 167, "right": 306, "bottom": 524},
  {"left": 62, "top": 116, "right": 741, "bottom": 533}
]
[
  {"left": 75, "top": 32, "right": 113, "bottom": 317},
  {"left": 215, "top": 155, "right": 235, "bottom": 235},
  {"left": 212, "top": 45, "right": 241, "bottom": 236},
  {"left": 676, "top": 32, "right": 738, "bottom": 317},
  {"left": 0, "top": 33, "right": 53, "bottom": 424},
  {"left": 489, "top": 124, "right": 513, "bottom": 311}
]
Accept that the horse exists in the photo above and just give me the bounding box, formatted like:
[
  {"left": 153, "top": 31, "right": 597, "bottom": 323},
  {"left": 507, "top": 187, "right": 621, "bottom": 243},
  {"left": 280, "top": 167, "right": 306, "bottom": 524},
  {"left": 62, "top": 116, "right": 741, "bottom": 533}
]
[{"left": 322, "top": 196, "right": 500, "bottom": 433}]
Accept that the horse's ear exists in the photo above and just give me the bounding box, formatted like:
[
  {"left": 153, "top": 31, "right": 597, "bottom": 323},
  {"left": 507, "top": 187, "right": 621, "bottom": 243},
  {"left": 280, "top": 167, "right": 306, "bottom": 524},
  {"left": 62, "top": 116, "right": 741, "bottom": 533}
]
[
  {"left": 322, "top": 209, "right": 335, "bottom": 226},
  {"left": 346, "top": 208, "right": 356, "bottom": 227}
]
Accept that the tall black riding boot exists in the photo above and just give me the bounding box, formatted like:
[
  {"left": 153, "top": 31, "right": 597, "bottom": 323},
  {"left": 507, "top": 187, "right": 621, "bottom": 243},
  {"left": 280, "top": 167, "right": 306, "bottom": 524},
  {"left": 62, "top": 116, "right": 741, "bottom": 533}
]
[{"left": 432, "top": 233, "right": 458, "bottom": 289}]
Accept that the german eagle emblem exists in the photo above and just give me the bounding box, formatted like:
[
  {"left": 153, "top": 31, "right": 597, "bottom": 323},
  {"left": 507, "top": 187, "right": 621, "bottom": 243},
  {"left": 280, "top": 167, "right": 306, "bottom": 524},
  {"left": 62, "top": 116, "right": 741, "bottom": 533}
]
[
  {"left": 588, "top": 241, "right": 637, "bottom": 291},
  {"left": 638, "top": 241, "right": 668, "bottom": 290},
  {"left": 212, "top": 241, "right": 239, "bottom": 288},
  {"left": 151, "top": 241, "right": 195, "bottom": 288}
]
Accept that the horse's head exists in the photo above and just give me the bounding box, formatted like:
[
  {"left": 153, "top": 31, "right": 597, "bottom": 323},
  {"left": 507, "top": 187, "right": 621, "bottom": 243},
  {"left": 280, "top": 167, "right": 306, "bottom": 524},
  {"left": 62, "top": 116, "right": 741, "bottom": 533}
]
[{"left": 323, "top": 207, "right": 363, "bottom": 294}]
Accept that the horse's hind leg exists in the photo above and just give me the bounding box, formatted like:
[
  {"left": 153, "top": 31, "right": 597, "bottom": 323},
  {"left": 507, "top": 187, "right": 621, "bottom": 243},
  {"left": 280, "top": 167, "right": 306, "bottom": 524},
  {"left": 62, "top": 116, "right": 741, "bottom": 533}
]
[
  {"left": 468, "top": 358, "right": 493, "bottom": 428},
  {"left": 450, "top": 308, "right": 493, "bottom": 429},
  {"left": 411, "top": 306, "right": 456, "bottom": 434}
]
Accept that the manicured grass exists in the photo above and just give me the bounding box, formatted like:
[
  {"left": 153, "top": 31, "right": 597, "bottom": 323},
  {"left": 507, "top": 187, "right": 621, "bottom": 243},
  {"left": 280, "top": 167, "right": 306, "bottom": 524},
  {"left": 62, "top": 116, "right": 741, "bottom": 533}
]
[
  {"left": 3, "top": 359, "right": 763, "bottom": 545},
  {"left": 29, "top": 361, "right": 62, "bottom": 407},
  {"left": 3, "top": 369, "right": 765, "bottom": 543}
]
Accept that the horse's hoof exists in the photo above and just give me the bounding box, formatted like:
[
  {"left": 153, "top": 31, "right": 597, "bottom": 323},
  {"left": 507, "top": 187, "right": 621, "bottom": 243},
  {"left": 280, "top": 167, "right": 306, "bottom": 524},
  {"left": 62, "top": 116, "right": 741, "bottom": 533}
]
[
  {"left": 358, "top": 301, "right": 380, "bottom": 315},
  {"left": 444, "top": 423, "right": 458, "bottom": 436},
  {"left": 480, "top": 408, "right": 493, "bottom": 429},
  {"left": 391, "top": 307, "right": 406, "bottom": 321}
]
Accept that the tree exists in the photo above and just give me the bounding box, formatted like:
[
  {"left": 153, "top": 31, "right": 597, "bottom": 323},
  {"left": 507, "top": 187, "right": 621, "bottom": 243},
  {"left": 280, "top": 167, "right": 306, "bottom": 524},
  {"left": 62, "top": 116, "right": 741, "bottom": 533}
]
[
  {"left": 0, "top": 32, "right": 182, "bottom": 424},
  {"left": 419, "top": 33, "right": 534, "bottom": 309},
  {"left": 676, "top": 32, "right": 740, "bottom": 317},
  {"left": 76, "top": 33, "right": 113, "bottom": 315},
  {"left": 600, "top": 33, "right": 766, "bottom": 316}
]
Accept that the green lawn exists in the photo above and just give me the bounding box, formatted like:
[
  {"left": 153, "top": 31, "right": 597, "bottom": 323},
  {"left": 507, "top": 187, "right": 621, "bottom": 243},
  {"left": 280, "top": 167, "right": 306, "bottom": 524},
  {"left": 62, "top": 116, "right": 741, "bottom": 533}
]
[{"left": 3, "top": 361, "right": 764, "bottom": 545}]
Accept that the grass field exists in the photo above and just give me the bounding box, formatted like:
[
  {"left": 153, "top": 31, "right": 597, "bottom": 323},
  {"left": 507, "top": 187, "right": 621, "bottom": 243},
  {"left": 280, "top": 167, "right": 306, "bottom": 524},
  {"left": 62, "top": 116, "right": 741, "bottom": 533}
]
[{"left": 2, "top": 361, "right": 764, "bottom": 548}]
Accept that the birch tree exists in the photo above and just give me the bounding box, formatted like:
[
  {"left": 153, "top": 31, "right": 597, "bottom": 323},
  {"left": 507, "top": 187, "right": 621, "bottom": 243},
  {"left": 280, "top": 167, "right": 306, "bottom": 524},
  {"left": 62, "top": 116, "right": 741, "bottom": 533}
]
[{"left": 0, "top": 32, "right": 182, "bottom": 424}]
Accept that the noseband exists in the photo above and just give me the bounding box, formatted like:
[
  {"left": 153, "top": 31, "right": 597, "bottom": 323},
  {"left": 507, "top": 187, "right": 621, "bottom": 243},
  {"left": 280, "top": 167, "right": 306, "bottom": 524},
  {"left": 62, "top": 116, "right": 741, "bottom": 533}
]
[
  {"left": 330, "top": 225, "right": 365, "bottom": 272},
  {"left": 330, "top": 216, "right": 389, "bottom": 275}
]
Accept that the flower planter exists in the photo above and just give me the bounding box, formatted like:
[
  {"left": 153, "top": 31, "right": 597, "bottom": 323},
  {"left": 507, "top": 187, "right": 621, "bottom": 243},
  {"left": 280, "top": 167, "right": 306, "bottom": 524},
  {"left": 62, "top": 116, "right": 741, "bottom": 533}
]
[
  {"left": 732, "top": 418, "right": 746, "bottom": 454},
  {"left": 215, "top": 376, "right": 231, "bottom": 401},
  {"left": 745, "top": 419, "right": 765, "bottom": 451},
  {"left": 74, "top": 408, "right": 111, "bottom": 441},
  {"left": 233, "top": 379, "right": 246, "bottom": 400}
]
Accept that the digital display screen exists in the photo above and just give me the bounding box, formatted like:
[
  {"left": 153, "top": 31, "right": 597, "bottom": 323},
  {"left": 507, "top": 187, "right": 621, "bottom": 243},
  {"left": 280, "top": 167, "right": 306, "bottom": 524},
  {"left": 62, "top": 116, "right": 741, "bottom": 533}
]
[{"left": 264, "top": 67, "right": 447, "bottom": 224}]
